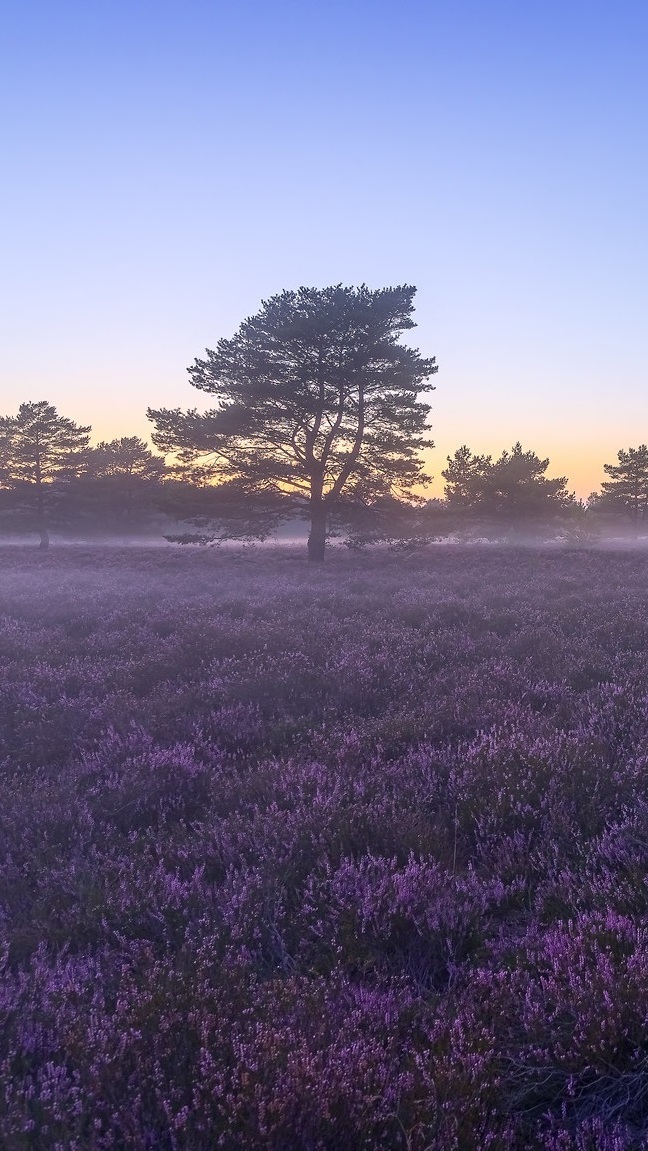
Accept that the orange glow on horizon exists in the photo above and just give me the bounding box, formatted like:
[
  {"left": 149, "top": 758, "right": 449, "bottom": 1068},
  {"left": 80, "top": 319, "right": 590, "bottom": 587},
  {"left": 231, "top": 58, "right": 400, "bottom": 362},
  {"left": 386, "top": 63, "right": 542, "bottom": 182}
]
[{"left": 83, "top": 414, "right": 619, "bottom": 505}]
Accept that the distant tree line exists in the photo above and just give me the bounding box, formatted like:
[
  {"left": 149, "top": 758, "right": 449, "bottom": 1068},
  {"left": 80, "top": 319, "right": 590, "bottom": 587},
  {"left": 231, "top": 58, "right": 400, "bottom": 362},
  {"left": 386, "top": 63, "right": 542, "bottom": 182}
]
[
  {"left": 2, "top": 286, "right": 646, "bottom": 554},
  {"left": 0, "top": 402, "right": 169, "bottom": 548},
  {"left": 1, "top": 398, "right": 644, "bottom": 552}
]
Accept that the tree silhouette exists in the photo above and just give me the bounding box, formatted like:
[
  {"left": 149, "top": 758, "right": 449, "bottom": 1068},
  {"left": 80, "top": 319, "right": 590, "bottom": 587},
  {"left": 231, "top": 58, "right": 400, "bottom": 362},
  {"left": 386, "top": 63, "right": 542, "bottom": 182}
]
[
  {"left": 599, "top": 445, "right": 648, "bottom": 531},
  {"left": 84, "top": 437, "right": 166, "bottom": 522},
  {"left": 486, "top": 443, "right": 572, "bottom": 521},
  {"left": 442, "top": 445, "right": 492, "bottom": 509},
  {"left": 442, "top": 442, "right": 572, "bottom": 531},
  {"left": 147, "top": 285, "right": 437, "bottom": 560},
  {"left": 0, "top": 401, "right": 91, "bottom": 547}
]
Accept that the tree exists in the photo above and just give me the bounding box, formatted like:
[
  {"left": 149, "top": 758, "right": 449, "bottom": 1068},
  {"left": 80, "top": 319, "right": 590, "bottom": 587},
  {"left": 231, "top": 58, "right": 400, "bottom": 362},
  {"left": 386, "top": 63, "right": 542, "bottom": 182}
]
[
  {"left": 486, "top": 443, "right": 572, "bottom": 522},
  {"left": 442, "top": 445, "right": 492, "bottom": 509},
  {"left": 442, "top": 442, "right": 572, "bottom": 532},
  {"left": 84, "top": 436, "right": 166, "bottom": 523},
  {"left": 147, "top": 285, "right": 437, "bottom": 560},
  {"left": 88, "top": 436, "right": 165, "bottom": 484},
  {"left": 599, "top": 445, "right": 648, "bottom": 531},
  {"left": 0, "top": 401, "right": 91, "bottom": 547}
]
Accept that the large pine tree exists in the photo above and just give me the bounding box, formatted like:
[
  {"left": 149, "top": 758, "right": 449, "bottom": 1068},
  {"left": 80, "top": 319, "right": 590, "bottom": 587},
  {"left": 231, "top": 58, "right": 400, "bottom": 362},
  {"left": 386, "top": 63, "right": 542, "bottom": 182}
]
[{"left": 148, "top": 285, "right": 437, "bottom": 560}]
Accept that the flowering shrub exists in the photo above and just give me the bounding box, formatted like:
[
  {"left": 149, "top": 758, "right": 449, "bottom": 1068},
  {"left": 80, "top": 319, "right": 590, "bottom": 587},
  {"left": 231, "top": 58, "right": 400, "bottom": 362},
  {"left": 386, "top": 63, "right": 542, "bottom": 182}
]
[{"left": 1, "top": 543, "right": 648, "bottom": 1147}]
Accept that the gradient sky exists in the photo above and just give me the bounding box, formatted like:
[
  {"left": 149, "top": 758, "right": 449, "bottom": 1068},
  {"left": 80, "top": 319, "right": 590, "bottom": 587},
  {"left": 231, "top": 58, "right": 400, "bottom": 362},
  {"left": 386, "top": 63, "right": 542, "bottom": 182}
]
[{"left": 2, "top": 0, "right": 647, "bottom": 498}]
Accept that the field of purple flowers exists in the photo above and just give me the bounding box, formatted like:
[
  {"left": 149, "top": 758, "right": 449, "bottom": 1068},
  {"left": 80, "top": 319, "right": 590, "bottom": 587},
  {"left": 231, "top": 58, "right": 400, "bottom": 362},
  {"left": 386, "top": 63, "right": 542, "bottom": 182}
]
[{"left": 2, "top": 543, "right": 648, "bottom": 1149}]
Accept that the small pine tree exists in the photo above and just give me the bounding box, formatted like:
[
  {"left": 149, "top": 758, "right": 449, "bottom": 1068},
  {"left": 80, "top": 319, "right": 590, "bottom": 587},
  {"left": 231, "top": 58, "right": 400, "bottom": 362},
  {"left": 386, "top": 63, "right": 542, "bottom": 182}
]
[
  {"left": 83, "top": 437, "right": 166, "bottom": 524},
  {"left": 0, "top": 401, "right": 91, "bottom": 547},
  {"left": 442, "top": 442, "right": 572, "bottom": 532},
  {"left": 600, "top": 445, "right": 648, "bottom": 530},
  {"left": 442, "top": 445, "right": 492, "bottom": 509}
]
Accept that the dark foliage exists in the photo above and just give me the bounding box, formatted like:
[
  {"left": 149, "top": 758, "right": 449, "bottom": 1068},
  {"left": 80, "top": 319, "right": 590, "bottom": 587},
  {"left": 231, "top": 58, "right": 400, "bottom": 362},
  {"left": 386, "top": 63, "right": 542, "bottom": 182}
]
[
  {"left": 148, "top": 285, "right": 437, "bottom": 559},
  {"left": 594, "top": 445, "right": 648, "bottom": 530},
  {"left": 0, "top": 401, "right": 91, "bottom": 547},
  {"left": 442, "top": 442, "right": 574, "bottom": 533}
]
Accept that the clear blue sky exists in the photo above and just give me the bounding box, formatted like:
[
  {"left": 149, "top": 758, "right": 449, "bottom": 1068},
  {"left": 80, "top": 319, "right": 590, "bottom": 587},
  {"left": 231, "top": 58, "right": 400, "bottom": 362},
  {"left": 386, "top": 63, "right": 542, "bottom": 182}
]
[{"left": 2, "top": 0, "right": 647, "bottom": 496}]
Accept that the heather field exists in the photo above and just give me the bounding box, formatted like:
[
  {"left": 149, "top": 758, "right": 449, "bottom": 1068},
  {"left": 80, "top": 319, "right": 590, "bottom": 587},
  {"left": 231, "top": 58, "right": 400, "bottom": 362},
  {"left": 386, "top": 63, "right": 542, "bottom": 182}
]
[{"left": 3, "top": 544, "right": 648, "bottom": 1150}]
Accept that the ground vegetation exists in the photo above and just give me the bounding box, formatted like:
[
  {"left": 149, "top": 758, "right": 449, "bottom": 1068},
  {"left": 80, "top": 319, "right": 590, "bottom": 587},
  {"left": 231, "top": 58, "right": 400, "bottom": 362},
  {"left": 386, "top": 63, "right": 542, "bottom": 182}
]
[{"left": 1, "top": 545, "right": 648, "bottom": 1147}]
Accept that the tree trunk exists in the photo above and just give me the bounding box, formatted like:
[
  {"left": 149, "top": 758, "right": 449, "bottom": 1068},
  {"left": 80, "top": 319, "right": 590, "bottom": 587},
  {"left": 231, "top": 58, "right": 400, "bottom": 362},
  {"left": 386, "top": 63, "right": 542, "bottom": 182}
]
[
  {"left": 35, "top": 463, "right": 49, "bottom": 548},
  {"left": 307, "top": 500, "right": 327, "bottom": 562}
]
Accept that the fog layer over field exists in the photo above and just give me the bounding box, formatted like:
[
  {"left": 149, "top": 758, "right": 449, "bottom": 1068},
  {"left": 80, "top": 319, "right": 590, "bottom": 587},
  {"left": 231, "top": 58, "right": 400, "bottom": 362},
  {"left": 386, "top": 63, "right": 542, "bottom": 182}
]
[{"left": 2, "top": 546, "right": 648, "bottom": 1148}]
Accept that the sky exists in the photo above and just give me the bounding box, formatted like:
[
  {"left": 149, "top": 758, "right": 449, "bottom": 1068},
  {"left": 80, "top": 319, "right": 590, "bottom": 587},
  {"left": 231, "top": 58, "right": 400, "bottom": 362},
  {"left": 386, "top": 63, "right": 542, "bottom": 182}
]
[{"left": 2, "top": 0, "right": 647, "bottom": 498}]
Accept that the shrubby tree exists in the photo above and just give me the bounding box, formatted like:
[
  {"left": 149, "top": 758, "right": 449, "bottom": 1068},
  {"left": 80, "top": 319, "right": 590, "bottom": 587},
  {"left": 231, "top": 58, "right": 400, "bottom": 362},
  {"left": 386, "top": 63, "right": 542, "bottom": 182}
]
[
  {"left": 595, "top": 445, "right": 648, "bottom": 531},
  {"left": 147, "top": 284, "right": 437, "bottom": 560},
  {"left": 442, "top": 442, "right": 573, "bottom": 531},
  {"left": 442, "top": 445, "right": 492, "bottom": 510},
  {"left": 486, "top": 443, "right": 572, "bottom": 521},
  {"left": 88, "top": 436, "right": 166, "bottom": 486},
  {"left": 82, "top": 436, "right": 167, "bottom": 525},
  {"left": 0, "top": 401, "right": 91, "bottom": 547}
]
